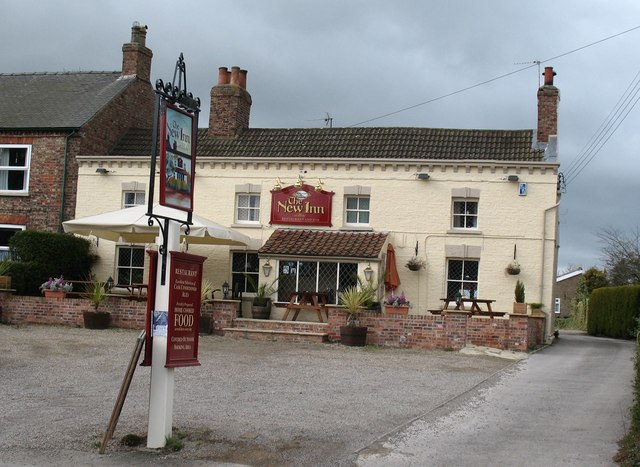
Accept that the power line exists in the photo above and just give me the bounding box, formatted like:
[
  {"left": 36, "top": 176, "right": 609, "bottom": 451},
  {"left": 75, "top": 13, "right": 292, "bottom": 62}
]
[
  {"left": 564, "top": 68, "right": 640, "bottom": 186},
  {"left": 348, "top": 25, "right": 640, "bottom": 127}
]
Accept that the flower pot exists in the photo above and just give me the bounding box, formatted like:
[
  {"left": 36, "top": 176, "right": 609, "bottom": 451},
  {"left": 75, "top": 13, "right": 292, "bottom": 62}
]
[
  {"left": 82, "top": 311, "right": 111, "bottom": 329},
  {"left": 0, "top": 275, "right": 11, "bottom": 289},
  {"left": 44, "top": 290, "right": 67, "bottom": 299},
  {"left": 251, "top": 299, "right": 272, "bottom": 319},
  {"left": 512, "top": 302, "right": 527, "bottom": 314},
  {"left": 384, "top": 305, "right": 409, "bottom": 315},
  {"left": 340, "top": 325, "right": 368, "bottom": 346}
]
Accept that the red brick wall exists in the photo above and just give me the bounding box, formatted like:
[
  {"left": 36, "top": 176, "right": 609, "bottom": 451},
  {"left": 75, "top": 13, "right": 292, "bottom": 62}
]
[
  {"left": 0, "top": 292, "right": 545, "bottom": 352},
  {"left": 327, "top": 308, "right": 544, "bottom": 352}
]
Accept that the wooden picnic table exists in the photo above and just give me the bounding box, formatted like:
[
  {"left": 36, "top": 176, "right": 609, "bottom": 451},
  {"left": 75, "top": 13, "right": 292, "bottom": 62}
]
[
  {"left": 441, "top": 297, "right": 505, "bottom": 318},
  {"left": 282, "top": 291, "right": 329, "bottom": 322}
]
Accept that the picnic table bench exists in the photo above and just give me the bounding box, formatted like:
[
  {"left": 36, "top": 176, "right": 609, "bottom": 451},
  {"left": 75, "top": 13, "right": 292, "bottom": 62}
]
[
  {"left": 282, "top": 291, "right": 329, "bottom": 323},
  {"left": 441, "top": 297, "right": 506, "bottom": 318}
]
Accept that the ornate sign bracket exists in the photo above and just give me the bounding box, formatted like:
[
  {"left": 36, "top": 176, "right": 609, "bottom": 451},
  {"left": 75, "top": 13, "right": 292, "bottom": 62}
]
[{"left": 147, "top": 53, "right": 201, "bottom": 284}]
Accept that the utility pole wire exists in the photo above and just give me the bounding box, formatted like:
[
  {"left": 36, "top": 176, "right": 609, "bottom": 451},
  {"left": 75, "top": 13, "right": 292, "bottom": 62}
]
[
  {"left": 348, "top": 25, "right": 640, "bottom": 128},
  {"left": 564, "top": 68, "right": 640, "bottom": 180}
]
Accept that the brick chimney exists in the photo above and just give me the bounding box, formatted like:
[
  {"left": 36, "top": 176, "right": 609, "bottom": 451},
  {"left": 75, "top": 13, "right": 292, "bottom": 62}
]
[
  {"left": 537, "top": 66, "right": 560, "bottom": 145},
  {"left": 122, "top": 22, "right": 153, "bottom": 82},
  {"left": 208, "top": 66, "right": 252, "bottom": 137}
]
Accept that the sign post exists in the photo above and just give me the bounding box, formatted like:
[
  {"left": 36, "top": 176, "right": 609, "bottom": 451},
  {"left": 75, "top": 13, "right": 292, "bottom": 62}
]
[{"left": 144, "top": 53, "right": 201, "bottom": 449}]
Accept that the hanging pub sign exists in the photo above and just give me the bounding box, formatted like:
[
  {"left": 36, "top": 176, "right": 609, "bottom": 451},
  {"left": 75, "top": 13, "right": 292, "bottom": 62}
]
[
  {"left": 270, "top": 183, "right": 334, "bottom": 227},
  {"left": 159, "top": 102, "right": 196, "bottom": 212},
  {"left": 165, "top": 251, "right": 206, "bottom": 368}
]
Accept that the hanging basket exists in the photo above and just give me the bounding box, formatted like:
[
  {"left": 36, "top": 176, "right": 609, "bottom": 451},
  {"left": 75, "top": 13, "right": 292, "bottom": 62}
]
[
  {"left": 405, "top": 257, "right": 426, "bottom": 271},
  {"left": 506, "top": 261, "right": 521, "bottom": 275}
]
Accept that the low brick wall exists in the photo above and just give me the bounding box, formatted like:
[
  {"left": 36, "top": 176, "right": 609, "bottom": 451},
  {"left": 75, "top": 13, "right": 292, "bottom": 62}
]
[
  {"left": 0, "top": 291, "right": 545, "bottom": 352},
  {"left": 326, "top": 307, "right": 545, "bottom": 352}
]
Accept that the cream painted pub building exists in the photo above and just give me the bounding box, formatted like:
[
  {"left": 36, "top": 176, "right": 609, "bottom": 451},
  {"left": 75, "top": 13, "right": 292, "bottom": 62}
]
[{"left": 76, "top": 65, "right": 561, "bottom": 340}]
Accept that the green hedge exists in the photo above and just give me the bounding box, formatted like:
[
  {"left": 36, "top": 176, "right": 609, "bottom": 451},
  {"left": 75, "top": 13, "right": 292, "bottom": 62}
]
[
  {"left": 8, "top": 230, "right": 94, "bottom": 296},
  {"left": 587, "top": 285, "right": 640, "bottom": 339}
]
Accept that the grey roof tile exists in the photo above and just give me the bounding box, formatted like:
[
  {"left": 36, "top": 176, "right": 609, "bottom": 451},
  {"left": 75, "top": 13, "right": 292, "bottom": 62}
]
[
  {"left": 111, "top": 127, "right": 545, "bottom": 162},
  {"left": 0, "top": 72, "right": 133, "bottom": 129}
]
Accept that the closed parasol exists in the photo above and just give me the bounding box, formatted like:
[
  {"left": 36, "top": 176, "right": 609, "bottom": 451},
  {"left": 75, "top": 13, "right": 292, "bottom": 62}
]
[{"left": 384, "top": 244, "right": 401, "bottom": 291}]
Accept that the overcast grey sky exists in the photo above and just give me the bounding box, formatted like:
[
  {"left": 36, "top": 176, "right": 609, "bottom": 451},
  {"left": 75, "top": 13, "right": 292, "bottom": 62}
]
[{"left": 3, "top": 0, "right": 639, "bottom": 273}]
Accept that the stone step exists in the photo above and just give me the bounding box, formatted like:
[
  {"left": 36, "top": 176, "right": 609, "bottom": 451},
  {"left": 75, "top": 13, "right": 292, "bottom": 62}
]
[{"left": 223, "top": 327, "right": 329, "bottom": 344}]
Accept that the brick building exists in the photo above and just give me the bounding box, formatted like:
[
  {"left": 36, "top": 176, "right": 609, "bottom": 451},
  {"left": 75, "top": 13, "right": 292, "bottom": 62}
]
[{"left": 0, "top": 23, "right": 154, "bottom": 257}]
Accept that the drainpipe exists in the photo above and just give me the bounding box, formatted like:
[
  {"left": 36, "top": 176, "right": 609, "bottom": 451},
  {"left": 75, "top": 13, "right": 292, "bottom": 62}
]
[
  {"left": 59, "top": 130, "right": 78, "bottom": 232},
  {"left": 540, "top": 202, "right": 560, "bottom": 342}
]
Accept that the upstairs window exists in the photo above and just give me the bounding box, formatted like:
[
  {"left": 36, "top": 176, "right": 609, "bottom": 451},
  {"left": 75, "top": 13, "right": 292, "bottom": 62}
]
[
  {"left": 123, "top": 191, "right": 145, "bottom": 208},
  {"left": 452, "top": 199, "right": 478, "bottom": 229},
  {"left": 0, "top": 146, "right": 30, "bottom": 194},
  {"left": 236, "top": 194, "right": 260, "bottom": 224},
  {"left": 345, "top": 196, "right": 370, "bottom": 225}
]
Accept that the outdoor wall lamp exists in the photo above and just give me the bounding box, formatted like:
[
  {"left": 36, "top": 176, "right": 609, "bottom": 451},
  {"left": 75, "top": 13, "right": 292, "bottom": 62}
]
[
  {"left": 106, "top": 276, "right": 114, "bottom": 291},
  {"left": 263, "top": 259, "right": 273, "bottom": 277},
  {"left": 222, "top": 281, "right": 230, "bottom": 299},
  {"left": 95, "top": 167, "right": 108, "bottom": 174},
  {"left": 363, "top": 264, "right": 373, "bottom": 282}
]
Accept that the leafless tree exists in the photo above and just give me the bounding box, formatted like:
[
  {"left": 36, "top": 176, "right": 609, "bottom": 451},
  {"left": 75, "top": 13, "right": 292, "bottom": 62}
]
[{"left": 598, "top": 227, "right": 640, "bottom": 285}]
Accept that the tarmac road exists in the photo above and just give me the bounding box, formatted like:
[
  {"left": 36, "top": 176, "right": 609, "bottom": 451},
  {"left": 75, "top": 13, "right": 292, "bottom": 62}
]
[{"left": 356, "top": 331, "right": 636, "bottom": 466}]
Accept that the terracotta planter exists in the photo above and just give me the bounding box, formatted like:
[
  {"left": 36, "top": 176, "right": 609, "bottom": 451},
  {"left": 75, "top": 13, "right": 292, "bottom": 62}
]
[
  {"left": 82, "top": 311, "right": 111, "bottom": 329},
  {"left": 43, "top": 290, "right": 67, "bottom": 299},
  {"left": 340, "top": 325, "right": 368, "bottom": 346},
  {"left": 384, "top": 305, "right": 409, "bottom": 315}
]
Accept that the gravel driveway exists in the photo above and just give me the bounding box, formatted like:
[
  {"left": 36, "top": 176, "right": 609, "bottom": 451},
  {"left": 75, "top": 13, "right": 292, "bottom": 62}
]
[{"left": 0, "top": 325, "right": 515, "bottom": 466}]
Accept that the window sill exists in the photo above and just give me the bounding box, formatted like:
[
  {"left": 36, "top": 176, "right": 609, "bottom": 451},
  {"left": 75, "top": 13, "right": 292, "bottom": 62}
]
[
  {"left": 339, "top": 225, "right": 373, "bottom": 232},
  {"left": 231, "top": 223, "right": 263, "bottom": 229},
  {"left": 0, "top": 191, "right": 29, "bottom": 197},
  {"left": 447, "top": 228, "right": 483, "bottom": 235}
]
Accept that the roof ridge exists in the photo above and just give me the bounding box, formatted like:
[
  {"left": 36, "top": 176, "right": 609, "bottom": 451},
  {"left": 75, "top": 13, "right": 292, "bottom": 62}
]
[{"left": 0, "top": 71, "right": 120, "bottom": 77}]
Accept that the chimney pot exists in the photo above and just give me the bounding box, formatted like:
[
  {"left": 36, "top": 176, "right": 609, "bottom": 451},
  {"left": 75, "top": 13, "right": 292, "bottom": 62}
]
[
  {"left": 230, "top": 66, "right": 241, "bottom": 86},
  {"left": 239, "top": 69, "right": 248, "bottom": 89},
  {"left": 543, "top": 66, "right": 556, "bottom": 86},
  {"left": 218, "top": 67, "right": 229, "bottom": 85}
]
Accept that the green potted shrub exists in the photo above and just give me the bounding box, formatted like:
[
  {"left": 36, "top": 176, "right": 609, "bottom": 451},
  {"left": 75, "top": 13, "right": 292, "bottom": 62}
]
[
  {"left": 513, "top": 279, "right": 527, "bottom": 314},
  {"left": 81, "top": 277, "right": 110, "bottom": 329},
  {"left": 529, "top": 302, "right": 544, "bottom": 316},
  {"left": 339, "top": 286, "right": 369, "bottom": 346},
  {"left": 250, "top": 278, "right": 277, "bottom": 319}
]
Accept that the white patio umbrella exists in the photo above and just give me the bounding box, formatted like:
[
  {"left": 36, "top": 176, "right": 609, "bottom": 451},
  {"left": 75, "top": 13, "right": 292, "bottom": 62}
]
[{"left": 62, "top": 204, "right": 251, "bottom": 246}]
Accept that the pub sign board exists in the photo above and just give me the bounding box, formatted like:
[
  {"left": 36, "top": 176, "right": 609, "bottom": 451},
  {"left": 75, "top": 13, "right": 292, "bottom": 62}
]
[
  {"left": 270, "top": 184, "right": 334, "bottom": 227},
  {"left": 166, "top": 251, "right": 206, "bottom": 368},
  {"left": 159, "top": 102, "right": 196, "bottom": 212}
]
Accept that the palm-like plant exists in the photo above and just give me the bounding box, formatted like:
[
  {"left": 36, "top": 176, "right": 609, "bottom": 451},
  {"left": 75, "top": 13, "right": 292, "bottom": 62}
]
[
  {"left": 82, "top": 278, "right": 108, "bottom": 312},
  {"left": 338, "top": 286, "right": 368, "bottom": 327}
]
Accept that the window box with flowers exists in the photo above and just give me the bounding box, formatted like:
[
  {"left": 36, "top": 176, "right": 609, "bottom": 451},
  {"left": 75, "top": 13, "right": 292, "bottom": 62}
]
[
  {"left": 384, "top": 291, "right": 410, "bottom": 315},
  {"left": 40, "top": 275, "right": 73, "bottom": 298}
]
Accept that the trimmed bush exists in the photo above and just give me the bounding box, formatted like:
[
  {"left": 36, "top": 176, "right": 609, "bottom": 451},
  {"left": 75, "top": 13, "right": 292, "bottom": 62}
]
[
  {"left": 9, "top": 230, "right": 94, "bottom": 296},
  {"left": 587, "top": 285, "right": 640, "bottom": 339}
]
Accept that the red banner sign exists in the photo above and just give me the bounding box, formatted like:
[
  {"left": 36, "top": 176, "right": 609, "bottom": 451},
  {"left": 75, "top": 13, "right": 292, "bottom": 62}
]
[
  {"left": 166, "top": 251, "right": 206, "bottom": 368},
  {"left": 270, "top": 184, "right": 334, "bottom": 227}
]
